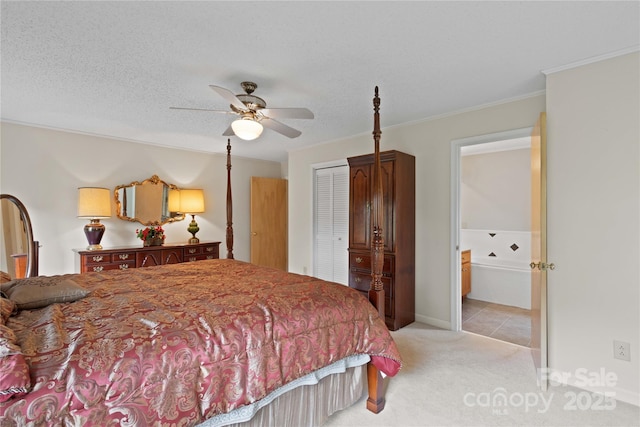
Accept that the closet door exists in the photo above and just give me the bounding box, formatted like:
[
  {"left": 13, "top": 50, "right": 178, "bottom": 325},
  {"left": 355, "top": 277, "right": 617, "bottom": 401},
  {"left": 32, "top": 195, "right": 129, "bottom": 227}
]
[
  {"left": 314, "top": 165, "right": 349, "bottom": 284},
  {"left": 250, "top": 177, "right": 288, "bottom": 270}
]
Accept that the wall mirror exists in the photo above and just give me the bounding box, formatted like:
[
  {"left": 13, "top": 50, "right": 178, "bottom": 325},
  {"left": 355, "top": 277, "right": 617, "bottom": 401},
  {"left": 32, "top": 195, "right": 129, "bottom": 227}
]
[
  {"left": 115, "top": 175, "right": 185, "bottom": 226},
  {"left": 0, "top": 194, "right": 39, "bottom": 279}
]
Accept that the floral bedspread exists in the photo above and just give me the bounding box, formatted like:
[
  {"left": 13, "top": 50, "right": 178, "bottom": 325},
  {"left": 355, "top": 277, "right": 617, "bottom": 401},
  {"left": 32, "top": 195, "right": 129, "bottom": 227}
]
[{"left": 1, "top": 259, "right": 401, "bottom": 426}]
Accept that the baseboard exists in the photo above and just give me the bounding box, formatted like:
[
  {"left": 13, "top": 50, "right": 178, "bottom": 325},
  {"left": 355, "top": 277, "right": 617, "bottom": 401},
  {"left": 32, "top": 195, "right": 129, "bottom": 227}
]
[
  {"left": 414, "top": 313, "right": 451, "bottom": 330},
  {"left": 548, "top": 369, "right": 639, "bottom": 407},
  {"left": 570, "top": 383, "right": 639, "bottom": 408}
]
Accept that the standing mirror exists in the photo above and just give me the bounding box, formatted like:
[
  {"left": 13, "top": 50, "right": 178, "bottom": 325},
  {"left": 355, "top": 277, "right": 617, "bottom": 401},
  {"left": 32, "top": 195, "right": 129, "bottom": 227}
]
[
  {"left": 115, "top": 175, "right": 185, "bottom": 226},
  {"left": 0, "top": 194, "right": 39, "bottom": 279}
]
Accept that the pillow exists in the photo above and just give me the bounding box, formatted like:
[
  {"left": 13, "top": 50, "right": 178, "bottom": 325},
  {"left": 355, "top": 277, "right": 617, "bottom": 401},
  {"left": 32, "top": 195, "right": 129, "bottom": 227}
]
[
  {"left": 3, "top": 276, "right": 90, "bottom": 310},
  {"left": 0, "top": 324, "right": 30, "bottom": 402},
  {"left": 0, "top": 271, "right": 11, "bottom": 284},
  {"left": 0, "top": 298, "right": 16, "bottom": 324}
]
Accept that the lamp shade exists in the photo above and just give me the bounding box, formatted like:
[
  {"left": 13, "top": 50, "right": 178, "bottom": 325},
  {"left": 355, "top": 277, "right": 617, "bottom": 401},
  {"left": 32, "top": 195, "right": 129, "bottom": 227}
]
[
  {"left": 77, "top": 187, "right": 111, "bottom": 218},
  {"left": 168, "top": 189, "right": 181, "bottom": 212},
  {"left": 180, "top": 189, "right": 205, "bottom": 214},
  {"left": 231, "top": 118, "right": 263, "bottom": 140}
]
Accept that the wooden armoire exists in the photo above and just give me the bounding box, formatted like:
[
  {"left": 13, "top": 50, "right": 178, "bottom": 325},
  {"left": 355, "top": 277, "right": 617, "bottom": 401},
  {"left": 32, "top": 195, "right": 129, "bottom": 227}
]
[{"left": 347, "top": 150, "right": 415, "bottom": 330}]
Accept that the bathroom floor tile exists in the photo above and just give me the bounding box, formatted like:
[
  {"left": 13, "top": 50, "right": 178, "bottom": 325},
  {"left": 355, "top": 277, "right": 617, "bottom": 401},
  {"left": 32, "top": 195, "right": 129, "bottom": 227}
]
[{"left": 462, "top": 298, "right": 531, "bottom": 347}]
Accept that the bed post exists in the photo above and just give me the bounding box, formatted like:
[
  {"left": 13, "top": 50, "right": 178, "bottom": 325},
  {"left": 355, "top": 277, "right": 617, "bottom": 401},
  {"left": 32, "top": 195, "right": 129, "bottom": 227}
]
[
  {"left": 369, "top": 86, "right": 385, "bottom": 319},
  {"left": 226, "top": 139, "right": 234, "bottom": 259},
  {"left": 367, "top": 86, "right": 386, "bottom": 414}
]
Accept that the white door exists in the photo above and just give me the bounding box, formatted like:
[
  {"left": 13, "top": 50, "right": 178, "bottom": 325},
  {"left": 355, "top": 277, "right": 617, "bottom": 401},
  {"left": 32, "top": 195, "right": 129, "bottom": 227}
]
[
  {"left": 530, "top": 113, "right": 550, "bottom": 390},
  {"left": 314, "top": 165, "right": 349, "bottom": 284}
]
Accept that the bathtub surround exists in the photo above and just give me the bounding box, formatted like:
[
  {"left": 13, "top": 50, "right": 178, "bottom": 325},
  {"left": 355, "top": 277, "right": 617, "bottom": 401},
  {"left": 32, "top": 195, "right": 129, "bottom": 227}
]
[{"left": 461, "top": 229, "right": 531, "bottom": 309}]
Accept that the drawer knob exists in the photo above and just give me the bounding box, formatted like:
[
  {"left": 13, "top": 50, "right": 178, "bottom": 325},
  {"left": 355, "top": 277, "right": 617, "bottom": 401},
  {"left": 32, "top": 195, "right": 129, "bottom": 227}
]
[
  {"left": 206, "top": 256, "right": 214, "bottom": 259},
  {"left": 189, "top": 257, "right": 197, "bottom": 262},
  {"left": 354, "top": 277, "right": 361, "bottom": 283},
  {"left": 118, "top": 254, "right": 129, "bottom": 260},
  {"left": 119, "top": 264, "right": 129, "bottom": 270},
  {"left": 188, "top": 249, "right": 197, "bottom": 254},
  {"left": 355, "top": 257, "right": 363, "bottom": 264},
  {"left": 206, "top": 247, "right": 214, "bottom": 252},
  {"left": 92, "top": 256, "right": 103, "bottom": 262},
  {"left": 92, "top": 266, "right": 104, "bottom": 272}
]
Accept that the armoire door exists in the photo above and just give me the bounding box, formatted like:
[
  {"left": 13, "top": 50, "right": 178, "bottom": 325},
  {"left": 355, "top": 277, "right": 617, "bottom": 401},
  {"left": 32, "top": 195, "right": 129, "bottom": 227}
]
[
  {"left": 348, "top": 159, "right": 395, "bottom": 252},
  {"left": 250, "top": 177, "right": 288, "bottom": 270}
]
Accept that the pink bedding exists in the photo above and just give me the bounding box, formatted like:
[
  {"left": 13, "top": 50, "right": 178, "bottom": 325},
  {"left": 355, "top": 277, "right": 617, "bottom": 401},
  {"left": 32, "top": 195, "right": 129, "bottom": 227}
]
[{"left": 0, "top": 259, "right": 401, "bottom": 425}]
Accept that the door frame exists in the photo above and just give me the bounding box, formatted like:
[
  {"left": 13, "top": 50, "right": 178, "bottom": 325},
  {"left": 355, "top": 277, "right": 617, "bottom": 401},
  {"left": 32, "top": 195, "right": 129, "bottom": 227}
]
[{"left": 449, "top": 127, "right": 533, "bottom": 331}]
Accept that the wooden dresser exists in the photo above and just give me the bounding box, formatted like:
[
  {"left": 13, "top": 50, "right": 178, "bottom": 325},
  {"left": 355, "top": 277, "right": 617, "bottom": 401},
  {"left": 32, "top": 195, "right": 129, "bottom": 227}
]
[
  {"left": 74, "top": 241, "right": 221, "bottom": 273},
  {"left": 347, "top": 150, "right": 415, "bottom": 331}
]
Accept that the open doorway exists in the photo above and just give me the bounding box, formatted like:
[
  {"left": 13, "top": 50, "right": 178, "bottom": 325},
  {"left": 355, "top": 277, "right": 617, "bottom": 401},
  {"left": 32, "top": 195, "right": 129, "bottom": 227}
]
[{"left": 450, "top": 128, "right": 532, "bottom": 347}]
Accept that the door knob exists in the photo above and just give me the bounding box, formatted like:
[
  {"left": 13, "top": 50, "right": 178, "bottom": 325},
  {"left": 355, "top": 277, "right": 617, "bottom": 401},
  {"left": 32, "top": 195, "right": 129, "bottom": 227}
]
[
  {"left": 530, "top": 262, "right": 555, "bottom": 271},
  {"left": 252, "top": 232, "right": 257, "bottom": 236}
]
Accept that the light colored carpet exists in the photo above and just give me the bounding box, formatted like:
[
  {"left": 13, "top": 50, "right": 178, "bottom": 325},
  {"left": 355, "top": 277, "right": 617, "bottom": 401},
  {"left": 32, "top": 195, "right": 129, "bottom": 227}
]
[{"left": 324, "top": 322, "right": 640, "bottom": 427}]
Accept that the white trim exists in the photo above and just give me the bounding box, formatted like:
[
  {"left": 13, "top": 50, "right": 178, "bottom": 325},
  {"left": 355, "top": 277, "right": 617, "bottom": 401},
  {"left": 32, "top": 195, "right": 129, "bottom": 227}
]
[
  {"left": 450, "top": 127, "right": 533, "bottom": 331},
  {"left": 415, "top": 313, "right": 451, "bottom": 331},
  {"left": 542, "top": 45, "right": 640, "bottom": 75},
  {"left": 311, "top": 159, "right": 348, "bottom": 169},
  {"left": 461, "top": 136, "right": 530, "bottom": 156}
]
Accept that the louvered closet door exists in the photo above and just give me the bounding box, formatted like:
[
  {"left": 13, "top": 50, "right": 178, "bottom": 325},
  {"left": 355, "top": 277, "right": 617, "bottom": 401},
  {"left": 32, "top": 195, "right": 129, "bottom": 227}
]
[{"left": 314, "top": 165, "right": 349, "bottom": 284}]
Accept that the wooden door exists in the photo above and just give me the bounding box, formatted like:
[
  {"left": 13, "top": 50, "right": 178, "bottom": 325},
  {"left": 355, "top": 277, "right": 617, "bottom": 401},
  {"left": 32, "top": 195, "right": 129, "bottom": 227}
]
[
  {"left": 531, "top": 112, "right": 548, "bottom": 390},
  {"left": 250, "top": 177, "right": 288, "bottom": 270}
]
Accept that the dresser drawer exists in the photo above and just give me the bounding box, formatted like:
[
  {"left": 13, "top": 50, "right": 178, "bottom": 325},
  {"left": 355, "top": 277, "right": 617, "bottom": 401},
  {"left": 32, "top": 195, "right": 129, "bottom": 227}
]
[
  {"left": 349, "top": 252, "right": 393, "bottom": 274},
  {"left": 184, "top": 253, "right": 218, "bottom": 262},
  {"left": 112, "top": 251, "right": 135, "bottom": 263},
  {"left": 184, "top": 244, "right": 219, "bottom": 257},
  {"left": 349, "top": 271, "right": 392, "bottom": 297},
  {"left": 83, "top": 253, "right": 113, "bottom": 265},
  {"left": 354, "top": 289, "right": 392, "bottom": 319},
  {"left": 184, "top": 246, "right": 203, "bottom": 256},
  {"left": 86, "top": 260, "right": 135, "bottom": 272}
]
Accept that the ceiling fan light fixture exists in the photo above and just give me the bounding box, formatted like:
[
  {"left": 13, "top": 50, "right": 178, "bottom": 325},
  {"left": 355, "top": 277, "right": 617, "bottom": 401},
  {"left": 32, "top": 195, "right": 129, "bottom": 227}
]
[{"left": 231, "top": 118, "right": 263, "bottom": 140}]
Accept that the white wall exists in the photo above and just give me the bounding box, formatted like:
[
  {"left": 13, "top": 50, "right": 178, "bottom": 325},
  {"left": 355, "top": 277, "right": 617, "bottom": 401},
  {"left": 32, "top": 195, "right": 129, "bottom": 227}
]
[
  {"left": 546, "top": 52, "right": 639, "bottom": 404},
  {"left": 288, "top": 93, "right": 546, "bottom": 328},
  {"left": 289, "top": 52, "right": 639, "bottom": 404},
  {"left": 0, "top": 123, "right": 282, "bottom": 274},
  {"left": 461, "top": 148, "right": 531, "bottom": 231}
]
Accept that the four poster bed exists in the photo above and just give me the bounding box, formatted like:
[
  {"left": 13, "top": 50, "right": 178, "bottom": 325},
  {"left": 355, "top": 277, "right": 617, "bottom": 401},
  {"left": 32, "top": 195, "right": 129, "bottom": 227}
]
[{"left": 0, "top": 88, "right": 397, "bottom": 426}]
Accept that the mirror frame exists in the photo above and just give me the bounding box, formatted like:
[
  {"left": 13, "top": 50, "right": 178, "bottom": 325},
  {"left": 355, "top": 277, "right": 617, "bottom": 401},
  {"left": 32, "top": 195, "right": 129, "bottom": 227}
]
[
  {"left": 0, "top": 194, "right": 39, "bottom": 278},
  {"left": 114, "top": 175, "right": 185, "bottom": 226}
]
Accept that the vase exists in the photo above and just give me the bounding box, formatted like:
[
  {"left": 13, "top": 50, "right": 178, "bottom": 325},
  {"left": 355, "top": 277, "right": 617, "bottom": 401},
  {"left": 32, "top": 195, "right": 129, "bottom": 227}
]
[{"left": 143, "top": 237, "right": 164, "bottom": 247}]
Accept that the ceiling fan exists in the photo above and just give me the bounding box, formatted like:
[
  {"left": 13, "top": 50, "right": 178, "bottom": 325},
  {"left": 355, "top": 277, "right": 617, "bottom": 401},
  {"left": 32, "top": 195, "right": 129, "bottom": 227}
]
[{"left": 171, "top": 81, "right": 314, "bottom": 140}]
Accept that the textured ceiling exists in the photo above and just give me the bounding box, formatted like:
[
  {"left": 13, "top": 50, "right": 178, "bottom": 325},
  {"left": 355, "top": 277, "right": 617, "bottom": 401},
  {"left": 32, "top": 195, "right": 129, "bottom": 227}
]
[{"left": 2, "top": 1, "right": 638, "bottom": 162}]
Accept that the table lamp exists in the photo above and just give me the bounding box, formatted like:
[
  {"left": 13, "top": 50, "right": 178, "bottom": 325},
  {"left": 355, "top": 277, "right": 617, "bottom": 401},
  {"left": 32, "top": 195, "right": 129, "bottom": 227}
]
[
  {"left": 77, "top": 187, "right": 112, "bottom": 250},
  {"left": 180, "top": 189, "right": 205, "bottom": 244}
]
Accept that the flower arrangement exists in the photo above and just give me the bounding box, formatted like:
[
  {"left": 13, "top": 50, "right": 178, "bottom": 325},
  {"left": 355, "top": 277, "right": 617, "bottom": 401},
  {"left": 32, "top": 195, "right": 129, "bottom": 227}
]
[{"left": 136, "top": 226, "right": 165, "bottom": 246}]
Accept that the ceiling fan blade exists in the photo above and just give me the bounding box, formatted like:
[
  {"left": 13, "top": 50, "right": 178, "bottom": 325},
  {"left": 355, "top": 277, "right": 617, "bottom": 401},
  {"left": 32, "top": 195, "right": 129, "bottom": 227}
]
[
  {"left": 260, "top": 108, "right": 314, "bottom": 120},
  {"left": 261, "top": 118, "right": 302, "bottom": 138},
  {"left": 209, "top": 85, "right": 247, "bottom": 111},
  {"left": 222, "top": 124, "right": 235, "bottom": 136},
  {"left": 170, "top": 106, "right": 234, "bottom": 115}
]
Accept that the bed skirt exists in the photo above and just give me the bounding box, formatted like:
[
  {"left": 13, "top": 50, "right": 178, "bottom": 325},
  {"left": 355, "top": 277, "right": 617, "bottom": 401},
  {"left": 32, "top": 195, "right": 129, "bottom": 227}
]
[{"left": 199, "top": 354, "right": 370, "bottom": 427}]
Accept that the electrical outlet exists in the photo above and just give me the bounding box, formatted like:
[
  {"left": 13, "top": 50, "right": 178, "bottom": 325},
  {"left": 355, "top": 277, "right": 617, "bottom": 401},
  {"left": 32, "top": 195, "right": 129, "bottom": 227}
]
[{"left": 613, "top": 340, "right": 631, "bottom": 361}]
